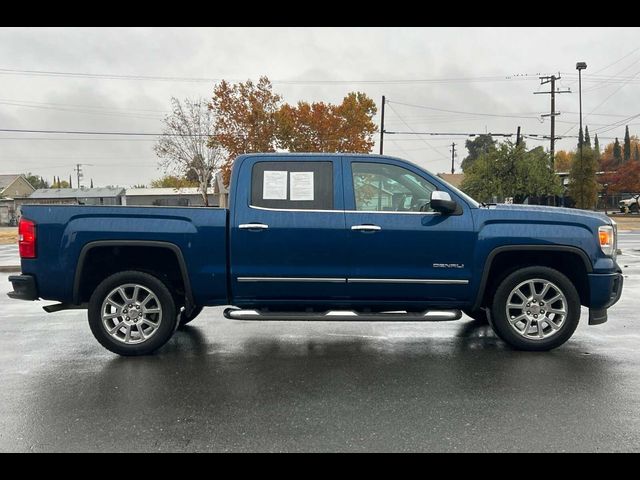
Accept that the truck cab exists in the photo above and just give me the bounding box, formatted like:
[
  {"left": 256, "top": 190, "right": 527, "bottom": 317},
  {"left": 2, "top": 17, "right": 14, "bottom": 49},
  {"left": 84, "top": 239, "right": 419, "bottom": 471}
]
[{"left": 8, "top": 153, "right": 624, "bottom": 356}]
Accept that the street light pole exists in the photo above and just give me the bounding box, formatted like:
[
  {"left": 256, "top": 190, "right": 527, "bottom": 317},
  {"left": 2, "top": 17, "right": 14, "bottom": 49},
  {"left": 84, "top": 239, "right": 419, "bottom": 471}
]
[{"left": 576, "top": 62, "right": 587, "bottom": 208}]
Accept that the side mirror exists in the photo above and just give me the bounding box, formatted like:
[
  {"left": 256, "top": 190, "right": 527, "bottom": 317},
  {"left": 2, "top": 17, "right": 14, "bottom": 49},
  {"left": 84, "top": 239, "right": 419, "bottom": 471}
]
[{"left": 430, "top": 191, "right": 458, "bottom": 214}]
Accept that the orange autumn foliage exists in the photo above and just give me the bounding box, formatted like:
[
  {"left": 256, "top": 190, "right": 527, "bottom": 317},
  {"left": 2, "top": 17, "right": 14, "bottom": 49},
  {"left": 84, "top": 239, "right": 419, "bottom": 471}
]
[{"left": 209, "top": 77, "right": 378, "bottom": 187}]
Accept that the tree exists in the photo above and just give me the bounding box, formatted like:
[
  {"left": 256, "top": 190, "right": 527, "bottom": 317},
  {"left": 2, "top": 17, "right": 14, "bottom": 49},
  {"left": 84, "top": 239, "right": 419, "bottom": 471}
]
[
  {"left": 209, "top": 77, "right": 380, "bottom": 187},
  {"left": 90, "top": 178, "right": 94, "bottom": 188},
  {"left": 52, "top": 178, "right": 69, "bottom": 188},
  {"left": 594, "top": 134, "right": 600, "bottom": 159},
  {"left": 460, "top": 134, "right": 497, "bottom": 171},
  {"left": 23, "top": 173, "right": 48, "bottom": 189},
  {"left": 578, "top": 127, "right": 584, "bottom": 149},
  {"left": 275, "top": 92, "right": 377, "bottom": 153},
  {"left": 155, "top": 97, "right": 224, "bottom": 207},
  {"left": 568, "top": 147, "right": 599, "bottom": 209},
  {"left": 209, "top": 77, "right": 282, "bottom": 186},
  {"left": 150, "top": 175, "right": 198, "bottom": 188},
  {"left": 624, "top": 125, "right": 632, "bottom": 162},
  {"left": 460, "top": 141, "right": 561, "bottom": 203},
  {"left": 554, "top": 150, "right": 574, "bottom": 172},
  {"left": 635, "top": 144, "right": 639, "bottom": 161},
  {"left": 613, "top": 138, "right": 622, "bottom": 166},
  {"left": 584, "top": 126, "right": 591, "bottom": 149},
  {"left": 602, "top": 160, "right": 640, "bottom": 194}
]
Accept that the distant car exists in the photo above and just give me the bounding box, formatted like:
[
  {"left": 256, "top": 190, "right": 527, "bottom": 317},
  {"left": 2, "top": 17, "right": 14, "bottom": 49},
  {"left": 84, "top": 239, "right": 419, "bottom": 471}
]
[{"left": 619, "top": 194, "right": 640, "bottom": 213}]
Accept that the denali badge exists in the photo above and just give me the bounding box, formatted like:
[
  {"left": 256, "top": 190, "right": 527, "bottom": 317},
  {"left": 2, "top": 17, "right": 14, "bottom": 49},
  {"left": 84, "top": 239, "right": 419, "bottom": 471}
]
[{"left": 433, "top": 263, "right": 464, "bottom": 269}]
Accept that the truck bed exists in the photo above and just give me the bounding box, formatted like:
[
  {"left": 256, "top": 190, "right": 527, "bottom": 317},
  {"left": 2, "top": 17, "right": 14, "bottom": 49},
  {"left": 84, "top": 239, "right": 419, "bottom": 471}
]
[{"left": 19, "top": 204, "right": 228, "bottom": 306}]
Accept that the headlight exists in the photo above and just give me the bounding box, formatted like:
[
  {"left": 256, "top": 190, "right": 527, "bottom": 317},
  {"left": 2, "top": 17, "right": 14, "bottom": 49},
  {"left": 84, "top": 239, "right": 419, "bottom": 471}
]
[{"left": 598, "top": 224, "right": 616, "bottom": 257}]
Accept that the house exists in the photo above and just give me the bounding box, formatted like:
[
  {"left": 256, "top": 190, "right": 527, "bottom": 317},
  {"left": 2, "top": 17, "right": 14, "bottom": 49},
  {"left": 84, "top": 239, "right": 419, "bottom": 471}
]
[
  {"left": 0, "top": 174, "right": 36, "bottom": 199},
  {"left": 25, "top": 188, "right": 125, "bottom": 206},
  {"left": 0, "top": 174, "right": 36, "bottom": 225},
  {"left": 436, "top": 172, "right": 465, "bottom": 189},
  {"left": 123, "top": 187, "right": 219, "bottom": 207}
]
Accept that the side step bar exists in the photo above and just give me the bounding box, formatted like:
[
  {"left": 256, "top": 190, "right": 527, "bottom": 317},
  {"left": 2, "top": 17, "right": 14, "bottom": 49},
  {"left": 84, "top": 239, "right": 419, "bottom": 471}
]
[{"left": 223, "top": 308, "right": 462, "bottom": 322}]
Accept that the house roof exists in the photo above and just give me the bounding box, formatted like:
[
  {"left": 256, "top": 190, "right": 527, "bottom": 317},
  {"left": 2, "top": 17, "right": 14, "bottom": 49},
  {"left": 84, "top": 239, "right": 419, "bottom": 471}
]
[
  {"left": 437, "top": 173, "right": 465, "bottom": 188},
  {"left": 125, "top": 187, "right": 215, "bottom": 197},
  {"left": 0, "top": 174, "right": 24, "bottom": 191},
  {"left": 30, "top": 187, "right": 125, "bottom": 199}
]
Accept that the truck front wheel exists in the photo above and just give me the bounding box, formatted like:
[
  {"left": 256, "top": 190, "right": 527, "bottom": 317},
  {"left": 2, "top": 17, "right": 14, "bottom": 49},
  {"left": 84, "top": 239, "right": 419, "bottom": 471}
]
[
  {"left": 490, "top": 266, "right": 581, "bottom": 351},
  {"left": 88, "top": 271, "right": 178, "bottom": 356}
]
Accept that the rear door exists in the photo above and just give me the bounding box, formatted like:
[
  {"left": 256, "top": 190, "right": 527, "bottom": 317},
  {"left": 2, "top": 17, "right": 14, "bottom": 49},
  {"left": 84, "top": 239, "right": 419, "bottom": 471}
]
[
  {"left": 343, "top": 157, "right": 475, "bottom": 305},
  {"left": 230, "top": 156, "right": 348, "bottom": 303}
]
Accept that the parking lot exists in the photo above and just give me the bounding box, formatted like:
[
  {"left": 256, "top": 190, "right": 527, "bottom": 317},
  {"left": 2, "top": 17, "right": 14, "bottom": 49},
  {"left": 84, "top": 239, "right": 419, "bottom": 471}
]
[{"left": 1, "top": 235, "right": 639, "bottom": 452}]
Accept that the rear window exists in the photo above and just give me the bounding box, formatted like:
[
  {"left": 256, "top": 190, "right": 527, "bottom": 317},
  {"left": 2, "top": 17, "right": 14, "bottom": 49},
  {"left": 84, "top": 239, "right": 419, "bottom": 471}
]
[{"left": 251, "top": 161, "right": 334, "bottom": 210}]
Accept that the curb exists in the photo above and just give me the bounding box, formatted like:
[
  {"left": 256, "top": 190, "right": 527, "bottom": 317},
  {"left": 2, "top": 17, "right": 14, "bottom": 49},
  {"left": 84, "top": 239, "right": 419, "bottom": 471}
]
[{"left": 0, "top": 266, "right": 20, "bottom": 273}]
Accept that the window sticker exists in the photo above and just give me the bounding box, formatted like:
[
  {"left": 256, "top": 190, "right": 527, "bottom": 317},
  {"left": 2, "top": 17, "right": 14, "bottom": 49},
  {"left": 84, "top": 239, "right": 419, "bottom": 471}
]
[
  {"left": 262, "top": 171, "right": 287, "bottom": 200},
  {"left": 289, "top": 171, "right": 314, "bottom": 201}
]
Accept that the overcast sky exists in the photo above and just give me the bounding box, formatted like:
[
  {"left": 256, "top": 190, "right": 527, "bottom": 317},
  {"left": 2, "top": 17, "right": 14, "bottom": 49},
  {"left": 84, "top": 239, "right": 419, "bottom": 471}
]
[{"left": 1, "top": 27, "right": 639, "bottom": 187}]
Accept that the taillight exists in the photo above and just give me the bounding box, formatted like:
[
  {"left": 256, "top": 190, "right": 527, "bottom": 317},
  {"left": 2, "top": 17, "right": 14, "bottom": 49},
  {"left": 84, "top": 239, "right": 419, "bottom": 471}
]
[{"left": 18, "top": 218, "right": 36, "bottom": 258}]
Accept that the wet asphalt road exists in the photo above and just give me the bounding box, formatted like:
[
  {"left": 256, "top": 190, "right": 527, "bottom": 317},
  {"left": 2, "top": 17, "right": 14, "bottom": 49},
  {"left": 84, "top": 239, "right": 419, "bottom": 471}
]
[{"left": 1, "top": 237, "right": 640, "bottom": 452}]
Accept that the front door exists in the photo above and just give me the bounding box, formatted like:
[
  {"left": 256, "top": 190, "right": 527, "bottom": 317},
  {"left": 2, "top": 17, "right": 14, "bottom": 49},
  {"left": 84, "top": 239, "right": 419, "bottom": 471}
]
[
  {"left": 230, "top": 156, "right": 348, "bottom": 305},
  {"left": 343, "top": 157, "right": 475, "bottom": 306}
]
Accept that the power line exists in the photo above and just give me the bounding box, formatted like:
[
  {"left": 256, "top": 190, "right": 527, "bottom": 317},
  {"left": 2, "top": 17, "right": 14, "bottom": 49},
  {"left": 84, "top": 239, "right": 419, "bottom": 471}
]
[
  {"left": 386, "top": 103, "right": 450, "bottom": 161},
  {"left": 0, "top": 67, "right": 551, "bottom": 85},
  {"left": 387, "top": 100, "right": 543, "bottom": 121},
  {"left": 0, "top": 128, "right": 202, "bottom": 136}
]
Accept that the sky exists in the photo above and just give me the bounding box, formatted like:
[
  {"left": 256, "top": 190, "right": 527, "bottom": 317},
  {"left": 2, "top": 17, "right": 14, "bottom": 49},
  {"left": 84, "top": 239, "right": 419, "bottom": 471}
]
[{"left": 1, "top": 26, "right": 639, "bottom": 188}]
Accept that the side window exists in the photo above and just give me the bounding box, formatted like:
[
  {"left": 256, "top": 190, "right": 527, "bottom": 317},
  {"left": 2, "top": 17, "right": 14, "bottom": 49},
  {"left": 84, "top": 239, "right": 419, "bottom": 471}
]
[
  {"left": 352, "top": 162, "right": 436, "bottom": 212},
  {"left": 251, "top": 161, "right": 334, "bottom": 210}
]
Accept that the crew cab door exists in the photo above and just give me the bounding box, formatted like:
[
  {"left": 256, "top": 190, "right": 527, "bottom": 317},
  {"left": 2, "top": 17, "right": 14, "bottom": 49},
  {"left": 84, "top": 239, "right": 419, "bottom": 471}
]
[
  {"left": 343, "top": 157, "right": 475, "bottom": 305},
  {"left": 230, "top": 156, "right": 348, "bottom": 303}
]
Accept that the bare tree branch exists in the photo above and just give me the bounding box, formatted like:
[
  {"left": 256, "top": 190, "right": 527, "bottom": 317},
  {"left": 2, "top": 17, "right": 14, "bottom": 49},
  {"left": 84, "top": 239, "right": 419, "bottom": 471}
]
[{"left": 154, "top": 97, "right": 225, "bottom": 206}]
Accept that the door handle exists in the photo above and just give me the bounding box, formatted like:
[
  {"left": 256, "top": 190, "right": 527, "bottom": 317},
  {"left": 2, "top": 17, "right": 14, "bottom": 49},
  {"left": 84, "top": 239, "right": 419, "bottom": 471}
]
[
  {"left": 239, "top": 223, "right": 269, "bottom": 230},
  {"left": 351, "top": 224, "right": 382, "bottom": 232}
]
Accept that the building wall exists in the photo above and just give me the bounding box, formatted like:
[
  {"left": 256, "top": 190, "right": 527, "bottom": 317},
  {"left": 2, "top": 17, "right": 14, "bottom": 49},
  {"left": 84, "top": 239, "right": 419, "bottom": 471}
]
[{"left": 0, "top": 205, "right": 9, "bottom": 225}]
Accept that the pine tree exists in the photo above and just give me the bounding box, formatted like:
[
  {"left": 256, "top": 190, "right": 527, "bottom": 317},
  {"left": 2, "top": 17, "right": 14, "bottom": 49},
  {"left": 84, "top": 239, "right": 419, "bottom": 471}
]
[
  {"left": 594, "top": 134, "right": 600, "bottom": 158},
  {"left": 584, "top": 126, "right": 591, "bottom": 148},
  {"left": 69, "top": 175, "right": 72, "bottom": 188},
  {"left": 578, "top": 127, "right": 584, "bottom": 149},
  {"left": 624, "top": 125, "right": 631, "bottom": 162},
  {"left": 90, "top": 178, "right": 94, "bottom": 188},
  {"left": 614, "top": 138, "right": 623, "bottom": 165}
]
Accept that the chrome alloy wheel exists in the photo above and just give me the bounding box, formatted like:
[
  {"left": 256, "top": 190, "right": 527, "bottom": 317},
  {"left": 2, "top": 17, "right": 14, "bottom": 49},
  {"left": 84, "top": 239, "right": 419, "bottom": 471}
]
[
  {"left": 101, "top": 283, "right": 162, "bottom": 344},
  {"left": 505, "top": 278, "right": 568, "bottom": 340}
]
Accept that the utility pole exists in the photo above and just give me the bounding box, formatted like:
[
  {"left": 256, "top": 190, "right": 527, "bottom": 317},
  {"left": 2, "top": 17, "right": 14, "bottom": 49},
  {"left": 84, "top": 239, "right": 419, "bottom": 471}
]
[
  {"left": 450, "top": 143, "right": 456, "bottom": 174},
  {"left": 379, "top": 95, "right": 385, "bottom": 155},
  {"left": 516, "top": 126, "right": 521, "bottom": 146},
  {"left": 74, "top": 163, "right": 83, "bottom": 189},
  {"left": 534, "top": 74, "right": 570, "bottom": 170}
]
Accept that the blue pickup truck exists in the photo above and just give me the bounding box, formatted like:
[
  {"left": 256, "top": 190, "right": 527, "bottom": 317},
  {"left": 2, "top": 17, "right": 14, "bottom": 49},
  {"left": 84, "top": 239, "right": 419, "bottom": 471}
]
[{"left": 8, "top": 153, "right": 623, "bottom": 355}]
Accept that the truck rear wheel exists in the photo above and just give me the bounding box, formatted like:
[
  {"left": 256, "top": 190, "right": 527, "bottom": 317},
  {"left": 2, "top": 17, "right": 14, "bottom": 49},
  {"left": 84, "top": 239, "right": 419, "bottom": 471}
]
[
  {"left": 88, "top": 270, "right": 178, "bottom": 356},
  {"left": 490, "top": 266, "right": 580, "bottom": 351}
]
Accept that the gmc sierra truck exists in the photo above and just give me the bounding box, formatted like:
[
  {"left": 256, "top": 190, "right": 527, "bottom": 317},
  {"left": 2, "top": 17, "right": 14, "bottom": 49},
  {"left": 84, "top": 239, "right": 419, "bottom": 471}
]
[{"left": 8, "top": 153, "right": 623, "bottom": 355}]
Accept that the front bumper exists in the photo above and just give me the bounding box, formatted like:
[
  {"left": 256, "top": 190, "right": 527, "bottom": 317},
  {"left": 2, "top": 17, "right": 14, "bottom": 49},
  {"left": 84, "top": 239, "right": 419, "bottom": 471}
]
[
  {"left": 7, "top": 274, "right": 39, "bottom": 301},
  {"left": 588, "top": 271, "right": 624, "bottom": 325}
]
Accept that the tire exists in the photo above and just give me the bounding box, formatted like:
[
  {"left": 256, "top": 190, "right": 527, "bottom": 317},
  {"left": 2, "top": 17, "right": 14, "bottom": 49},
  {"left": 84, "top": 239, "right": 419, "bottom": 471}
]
[
  {"left": 178, "top": 306, "right": 204, "bottom": 327},
  {"left": 490, "top": 266, "right": 580, "bottom": 351},
  {"left": 88, "top": 270, "right": 178, "bottom": 356},
  {"left": 463, "top": 309, "right": 489, "bottom": 324}
]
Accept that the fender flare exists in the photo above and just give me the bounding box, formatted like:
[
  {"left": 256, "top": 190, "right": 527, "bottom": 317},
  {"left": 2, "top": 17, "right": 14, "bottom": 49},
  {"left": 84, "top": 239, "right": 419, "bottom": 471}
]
[
  {"left": 72, "top": 240, "right": 194, "bottom": 309},
  {"left": 471, "top": 244, "right": 593, "bottom": 311}
]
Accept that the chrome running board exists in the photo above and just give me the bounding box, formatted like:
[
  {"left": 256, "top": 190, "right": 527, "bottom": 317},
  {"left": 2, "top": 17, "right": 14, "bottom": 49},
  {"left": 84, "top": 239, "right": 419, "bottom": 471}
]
[{"left": 223, "top": 308, "right": 462, "bottom": 322}]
